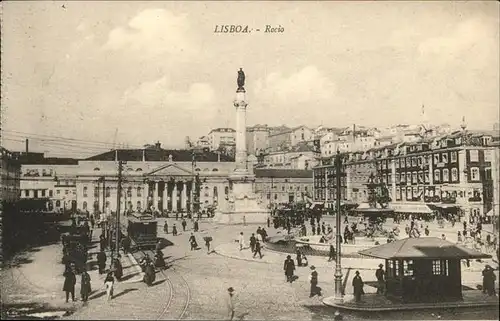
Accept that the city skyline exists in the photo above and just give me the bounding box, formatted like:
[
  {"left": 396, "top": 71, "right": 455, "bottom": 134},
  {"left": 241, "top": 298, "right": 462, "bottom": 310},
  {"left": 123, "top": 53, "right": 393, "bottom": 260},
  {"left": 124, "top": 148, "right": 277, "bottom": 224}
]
[{"left": 2, "top": 1, "right": 499, "bottom": 157}]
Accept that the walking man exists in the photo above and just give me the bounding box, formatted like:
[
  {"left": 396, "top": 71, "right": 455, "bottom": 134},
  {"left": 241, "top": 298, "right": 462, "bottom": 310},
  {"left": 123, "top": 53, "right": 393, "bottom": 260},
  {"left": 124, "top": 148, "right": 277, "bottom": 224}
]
[
  {"left": 375, "top": 264, "right": 385, "bottom": 294},
  {"left": 172, "top": 224, "right": 178, "bottom": 236},
  {"left": 253, "top": 240, "right": 263, "bottom": 259},
  {"left": 250, "top": 233, "right": 256, "bottom": 252},
  {"left": 181, "top": 218, "right": 187, "bottom": 232},
  {"left": 80, "top": 267, "right": 91, "bottom": 302},
  {"left": 63, "top": 265, "right": 76, "bottom": 302},
  {"left": 164, "top": 221, "right": 168, "bottom": 234},
  {"left": 328, "top": 244, "right": 335, "bottom": 262},
  {"left": 284, "top": 255, "right": 295, "bottom": 283}
]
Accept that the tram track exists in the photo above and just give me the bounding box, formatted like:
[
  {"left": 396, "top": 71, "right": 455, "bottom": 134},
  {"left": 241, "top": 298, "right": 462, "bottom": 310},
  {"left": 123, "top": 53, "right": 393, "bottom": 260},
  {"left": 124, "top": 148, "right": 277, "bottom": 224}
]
[{"left": 129, "top": 248, "right": 191, "bottom": 320}]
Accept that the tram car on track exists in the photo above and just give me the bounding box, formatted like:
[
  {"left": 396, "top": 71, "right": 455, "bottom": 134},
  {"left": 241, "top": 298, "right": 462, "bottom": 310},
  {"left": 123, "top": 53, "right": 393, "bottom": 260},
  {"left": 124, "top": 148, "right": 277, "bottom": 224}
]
[
  {"left": 126, "top": 213, "right": 158, "bottom": 249},
  {"left": 61, "top": 232, "right": 88, "bottom": 273}
]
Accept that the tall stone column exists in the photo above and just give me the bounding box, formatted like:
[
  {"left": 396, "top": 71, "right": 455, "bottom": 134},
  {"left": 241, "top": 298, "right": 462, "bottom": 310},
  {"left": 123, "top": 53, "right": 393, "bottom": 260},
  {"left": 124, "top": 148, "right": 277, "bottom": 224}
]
[
  {"left": 153, "top": 181, "right": 158, "bottom": 211},
  {"left": 182, "top": 181, "right": 187, "bottom": 210},
  {"left": 162, "top": 183, "right": 168, "bottom": 211},
  {"left": 172, "top": 182, "right": 178, "bottom": 212},
  {"left": 234, "top": 89, "right": 249, "bottom": 173}
]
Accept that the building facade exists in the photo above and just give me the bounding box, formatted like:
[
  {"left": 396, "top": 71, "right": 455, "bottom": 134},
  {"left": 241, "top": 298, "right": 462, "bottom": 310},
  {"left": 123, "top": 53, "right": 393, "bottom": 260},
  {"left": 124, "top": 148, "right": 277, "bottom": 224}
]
[
  {"left": 263, "top": 142, "right": 319, "bottom": 170},
  {"left": 246, "top": 124, "right": 270, "bottom": 156},
  {"left": 253, "top": 168, "right": 313, "bottom": 207},
  {"left": 268, "top": 125, "right": 313, "bottom": 152},
  {"left": 207, "top": 128, "right": 236, "bottom": 151},
  {"left": 1, "top": 147, "right": 21, "bottom": 205},
  {"left": 313, "top": 129, "right": 500, "bottom": 219}
]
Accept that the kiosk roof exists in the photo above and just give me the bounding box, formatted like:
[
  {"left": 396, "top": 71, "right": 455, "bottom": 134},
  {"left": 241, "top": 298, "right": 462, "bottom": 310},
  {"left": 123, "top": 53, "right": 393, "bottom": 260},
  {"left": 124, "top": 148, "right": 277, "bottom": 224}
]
[{"left": 358, "top": 237, "right": 492, "bottom": 260}]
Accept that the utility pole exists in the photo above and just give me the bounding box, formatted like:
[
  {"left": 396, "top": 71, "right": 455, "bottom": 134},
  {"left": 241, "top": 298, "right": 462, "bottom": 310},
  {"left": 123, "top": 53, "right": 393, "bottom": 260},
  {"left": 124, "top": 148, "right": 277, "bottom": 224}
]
[
  {"left": 114, "top": 160, "right": 124, "bottom": 262},
  {"left": 334, "top": 150, "right": 344, "bottom": 304}
]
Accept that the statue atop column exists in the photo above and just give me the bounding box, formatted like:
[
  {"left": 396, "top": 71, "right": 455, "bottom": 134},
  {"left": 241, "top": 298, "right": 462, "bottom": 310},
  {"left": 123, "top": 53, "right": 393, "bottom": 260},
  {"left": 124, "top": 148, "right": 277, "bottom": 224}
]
[{"left": 237, "top": 68, "right": 245, "bottom": 90}]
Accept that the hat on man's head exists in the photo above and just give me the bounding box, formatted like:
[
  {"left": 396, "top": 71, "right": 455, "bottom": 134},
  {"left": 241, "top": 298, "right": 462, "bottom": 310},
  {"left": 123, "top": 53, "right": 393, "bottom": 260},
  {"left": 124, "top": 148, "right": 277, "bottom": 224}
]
[
  {"left": 355, "top": 271, "right": 360, "bottom": 275},
  {"left": 379, "top": 264, "right": 383, "bottom": 268},
  {"left": 228, "top": 287, "right": 234, "bottom": 293},
  {"left": 287, "top": 255, "right": 291, "bottom": 259},
  {"left": 310, "top": 265, "right": 316, "bottom": 270}
]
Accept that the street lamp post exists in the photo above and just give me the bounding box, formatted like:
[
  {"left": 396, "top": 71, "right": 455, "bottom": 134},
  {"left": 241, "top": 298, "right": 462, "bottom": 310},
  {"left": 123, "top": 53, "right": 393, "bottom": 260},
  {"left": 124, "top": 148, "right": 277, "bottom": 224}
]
[{"left": 334, "top": 150, "right": 344, "bottom": 303}]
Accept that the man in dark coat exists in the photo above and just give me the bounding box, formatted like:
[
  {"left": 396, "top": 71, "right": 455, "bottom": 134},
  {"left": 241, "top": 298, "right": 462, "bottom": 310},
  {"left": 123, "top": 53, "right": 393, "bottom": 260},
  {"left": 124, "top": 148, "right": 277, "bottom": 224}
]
[
  {"left": 181, "top": 218, "right": 187, "bottom": 232},
  {"left": 164, "top": 221, "right": 168, "bottom": 234},
  {"left": 352, "top": 271, "right": 364, "bottom": 302},
  {"left": 250, "top": 233, "right": 257, "bottom": 252},
  {"left": 267, "top": 217, "right": 270, "bottom": 228},
  {"left": 284, "top": 255, "right": 295, "bottom": 283},
  {"left": 97, "top": 250, "right": 106, "bottom": 274},
  {"left": 80, "top": 267, "right": 91, "bottom": 302},
  {"left": 321, "top": 222, "right": 326, "bottom": 235},
  {"left": 483, "top": 265, "right": 497, "bottom": 296},
  {"left": 253, "top": 240, "right": 262, "bottom": 259},
  {"left": 172, "top": 224, "right": 178, "bottom": 236},
  {"left": 375, "top": 264, "right": 385, "bottom": 294},
  {"left": 189, "top": 233, "right": 198, "bottom": 250},
  {"left": 309, "top": 266, "right": 321, "bottom": 297},
  {"left": 296, "top": 249, "right": 302, "bottom": 267},
  {"left": 113, "top": 256, "right": 123, "bottom": 281},
  {"left": 256, "top": 227, "right": 262, "bottom": 238},
  {"left": 260, "top": 228, "right": 268, "bottom": 242},
  {"left": 328, "top": 244, "right": 335, "bottom": 262},
  {"left": 99, "top": 234, "right": 106, "bottom": 252},
  {"left": 316, "top": 225, "right": 321, "bottom": 236},
  {"left": 63, "top": 266, "right": 76, "bottom": 302},
  {"left": 121, "top": 236, "right": 131, "bottom": 254},
  {"left": 194, "top": 220, "right": 199, "bottom": 232}
]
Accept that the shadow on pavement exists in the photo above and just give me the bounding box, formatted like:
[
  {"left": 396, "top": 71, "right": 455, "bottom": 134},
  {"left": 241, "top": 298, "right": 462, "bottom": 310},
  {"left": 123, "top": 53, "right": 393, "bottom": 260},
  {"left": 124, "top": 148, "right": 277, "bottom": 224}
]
[
  {"left": 88, "top": 291, "right": 106, "bottom": 301},
  {"left": 113, "top": 288, "right": 138, "bottom": 300},
  {"left": 120, "top": 272, "right": 141, "bottom": 282},
  {"left": 152, "top": 279, "right": 166, "bottom": 286}
]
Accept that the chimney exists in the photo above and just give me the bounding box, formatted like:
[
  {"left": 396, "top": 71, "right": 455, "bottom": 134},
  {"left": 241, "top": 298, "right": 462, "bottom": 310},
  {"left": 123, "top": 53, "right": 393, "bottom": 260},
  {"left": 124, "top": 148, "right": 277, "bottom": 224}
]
[
  {"left": 25, "top": 139, "right": 29, "bottom": 154},
  {"left": 155, "top": 141, "right": 161, "bottom": 150}
]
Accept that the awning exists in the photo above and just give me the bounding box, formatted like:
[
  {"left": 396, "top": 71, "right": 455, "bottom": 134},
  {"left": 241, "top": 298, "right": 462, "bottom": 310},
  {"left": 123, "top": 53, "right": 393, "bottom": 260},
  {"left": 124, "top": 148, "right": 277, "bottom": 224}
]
[
  {"left": 309, "top": 202, "right": 324, "bottom": 209},
  {"left": 389, "top": 203, "right": 433, "bottom": 214},
  {"left": 358, "top": 237, "right": 492, "bottom": 260},
  {"left": 429, "top": 203, "right": 459, "bottom": 210}
]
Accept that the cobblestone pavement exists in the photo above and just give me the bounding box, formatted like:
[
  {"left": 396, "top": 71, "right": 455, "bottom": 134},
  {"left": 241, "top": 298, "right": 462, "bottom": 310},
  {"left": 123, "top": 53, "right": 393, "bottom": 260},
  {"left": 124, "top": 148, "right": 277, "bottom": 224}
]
[{"left": 2, "top": 217, "right": 499, "bottom": 320}]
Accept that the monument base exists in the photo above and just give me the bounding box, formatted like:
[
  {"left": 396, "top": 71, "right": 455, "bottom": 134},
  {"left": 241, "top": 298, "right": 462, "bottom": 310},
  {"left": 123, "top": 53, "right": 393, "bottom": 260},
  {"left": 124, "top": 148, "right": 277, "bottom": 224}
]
[{"left": 215, "top": 208, "right": 269, "bottom": 225}]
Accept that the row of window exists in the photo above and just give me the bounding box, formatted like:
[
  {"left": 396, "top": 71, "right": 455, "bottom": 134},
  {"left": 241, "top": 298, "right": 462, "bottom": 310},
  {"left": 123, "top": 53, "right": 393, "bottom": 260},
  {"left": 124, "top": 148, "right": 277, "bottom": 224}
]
[
  {"left": 23, "top": 189, "right": 72, "bottom": 197},
  {"left": 257, "top": 184, "right": 309, "bottom": 192},
  {"left": 386, "top": 259, "right": 449, "bottom": 277}
]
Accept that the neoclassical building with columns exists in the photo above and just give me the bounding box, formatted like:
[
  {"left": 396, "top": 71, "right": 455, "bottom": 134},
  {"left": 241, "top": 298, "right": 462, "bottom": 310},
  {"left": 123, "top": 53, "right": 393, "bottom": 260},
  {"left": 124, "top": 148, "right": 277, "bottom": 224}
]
[{"left": 76, "top": 144, "right": 236, "bottom": 214}]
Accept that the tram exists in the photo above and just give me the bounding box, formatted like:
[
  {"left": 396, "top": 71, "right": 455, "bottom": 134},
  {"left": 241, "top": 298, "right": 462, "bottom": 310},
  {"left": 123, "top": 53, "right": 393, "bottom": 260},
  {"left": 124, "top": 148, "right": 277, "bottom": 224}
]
[{"left": 126, "top": 213, "right": 158, "bottom": 249}]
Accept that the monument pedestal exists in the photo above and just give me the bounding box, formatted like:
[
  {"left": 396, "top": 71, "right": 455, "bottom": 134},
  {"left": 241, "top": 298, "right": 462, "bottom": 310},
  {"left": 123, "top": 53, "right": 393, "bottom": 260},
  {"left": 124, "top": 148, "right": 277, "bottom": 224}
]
[{"left": 215, "top": 173, "right": 269, "bottom": 225}]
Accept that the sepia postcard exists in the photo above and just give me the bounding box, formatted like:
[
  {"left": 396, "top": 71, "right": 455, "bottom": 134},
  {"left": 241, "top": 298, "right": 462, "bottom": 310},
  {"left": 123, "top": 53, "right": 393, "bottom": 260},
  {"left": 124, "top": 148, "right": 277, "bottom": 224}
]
[{"left": 1, "top": 1, "right": 499, "bottom": 320}]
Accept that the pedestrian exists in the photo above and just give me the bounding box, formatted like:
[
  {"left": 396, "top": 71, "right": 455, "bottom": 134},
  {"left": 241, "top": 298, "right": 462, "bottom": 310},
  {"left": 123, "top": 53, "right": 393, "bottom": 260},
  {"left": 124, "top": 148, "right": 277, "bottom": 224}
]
[
  {"left": 457, "top": 231, "right": 462, "bottom": 243},
  {"left": 424, "top": 226, "right": 429, "bottom": 236},
  {"left": 267, "top": 216, "right": 270, "bottom": 228},
  {"left": 121, "top": 236, "right": 131, "bottom": 254},
  {"left": 155, "top": 240, "right": 162, "bottom": 253},
  {"left": 483, "top": 265, "right": 497, "bottom": 296},
  {"left": 316, "top": 225, "right": 321, "bottom": 236},
  {"left": 308, "top": 266, "right": 321, "bottom": 297},
  {"left": 63, "top": 266, "right": 76, "bottom": 302},
  {"left": 375, "top": 264, "right": 385, "bottom": 294},
  {"left": 352, "top": 271, "right": 364, "bottom": 302},
  {"left": 243, "top": 215, "right": 246, "bottom": 226},
  {"left": 172, "top": 224, "right": 178, "bottom": 236},
  {"left": 97, "top": 250, "right": 106, "bottom": 274},
  {"left": 181, "top": 218, "right": 187, "bottom": 232},
  {"left": 164, "top": 221, "right": 168, "bottom": 234},
  {"left": 194, "top": 219, "right": 199, "bottom": 232},
  {"left": 239, "top": 232, "right": 245, "bottom": 251},
  {"left": 441, "top": 234, "right": 446, "bottom": 241},
  {"left": 205, "top": 236, "right": 212, "bottom": 254},
  {"left": 189, "top": 233, "right": 198, "bottom": 250},
  {"left": 256, "top": 226, "right": 262, "bottom": 238},
  {"left": 261, "top": 228, "right": 268, "bottom": 242},
  {"left": 321, "top": 222, "right": 326, "bottom": 235},
  {"left": 284, "top": 255, "right": 295, "bottom": 283},
  {"left": 301, "top": 224, "right": 307, "bottom": 237},
  {"left": 344, "top": 215, "right": 349, "bottom": 224},
  {"left": 80, "top": 267, "right": 91, "bottom": 302},
  {"left": 99, "top": 234, "right": 106, "bottom": 252},
  {"left": 249, "top": 233, "right": 256, "bottom": 252},
  {"left": 328, "top": 244, "right": 335, "bottom": 262},
  {"left": 104, "top": 271, "right": 115, "bottom": 302},
  {"left": 90, "top": 215, "right": 95, "bottom": 229},
  {"left": 175, "top": 212, "right": 179, "bottom": 221},
  {"left": 253, "top": 240, "right": 262, "bottom": 259},
  {"left": 226, "top": 287, "right": 235, "bottom": 321},
  {"left": 296, "top": 249, "right": 302, "bottom": 267},
  {"left": 113, "top": 256, "right": 123, "bottom": 281}
]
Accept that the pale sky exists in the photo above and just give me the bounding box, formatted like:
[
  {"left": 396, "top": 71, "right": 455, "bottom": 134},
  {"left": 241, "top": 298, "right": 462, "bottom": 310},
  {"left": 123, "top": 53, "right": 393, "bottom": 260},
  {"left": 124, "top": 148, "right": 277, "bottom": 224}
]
[{"left": 1, "top": 1, "right": 499, "bottom": 157}]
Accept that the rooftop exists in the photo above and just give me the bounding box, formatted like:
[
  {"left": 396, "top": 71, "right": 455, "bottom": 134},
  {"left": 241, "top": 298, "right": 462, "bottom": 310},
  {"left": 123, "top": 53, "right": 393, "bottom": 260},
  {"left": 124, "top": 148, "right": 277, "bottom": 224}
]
[
  {"left": 85, "top": 148, "right": 234, "bottom": 162},
  {"left": 254, "top": 168, "right": 313, "bottom": 179},
  {"left": 358, "top": 237, "right": 492, "bottom": 260}
]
